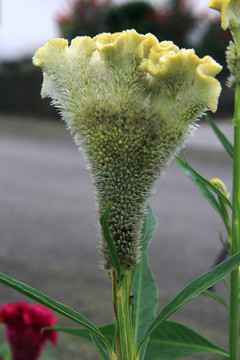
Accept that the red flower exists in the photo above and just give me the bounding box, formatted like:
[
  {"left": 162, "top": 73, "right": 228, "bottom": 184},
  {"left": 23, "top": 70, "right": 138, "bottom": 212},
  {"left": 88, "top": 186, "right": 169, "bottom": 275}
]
[
  {"left": 56, "top": 13, "right": 73, "bottom": 25},
  {"left": 0, "top": 302, "right": 58, "bottom": 360}
]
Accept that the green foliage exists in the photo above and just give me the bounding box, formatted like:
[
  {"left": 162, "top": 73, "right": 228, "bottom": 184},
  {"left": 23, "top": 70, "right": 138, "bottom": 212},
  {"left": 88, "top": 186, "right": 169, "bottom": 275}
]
[
  {"left": 174, "top": 155, "right": 232, "bottom": 232},
  {"left": 138, "top": 252, "right": 240, "bottom": 354},
  {"left": 105, "top": 1, "right": 156, "bottom": 36},
  {"left": 0, "top": 343, "right": 10, "bottom": 360},
  {"left": 90, "top": 333, "right": 110, "bottom": 360},
  {"left": 205, "top": 115, "right": 233, "bottom": 158},
  {"left": 57, "top": 0, "right": 196, "bottom": 49},
  {"left": 175, "top": 156, "right": 232, "bottom": 209},
  {"left": 57, "top": 0, "right": 110, "bottom": 38},
  {"left": 204, "top": 290, "right": 229, "bottom": 311},
  {"left": 132, "top": 253, "right": 158, "bottom": 359},
  {"left": 151, "top": 0, "right": 195, "bottom": 48},
  {"left": 144, "top": 320, "right": 228, "bottom": 359},
  {"left": 52, "top": 320, "right": 229, "bottom": 360},
  {"left": 0, "top": 272, "right": 111, "bottom": 354},
  {"left": 132, "top": 205, "right": 158, "bottom": 358},
  {"left": 50, "top": 323, "right": 114, "bottom": 343},
  {"left": 3, "top": 201, "right": 238, "bottom": 359}
]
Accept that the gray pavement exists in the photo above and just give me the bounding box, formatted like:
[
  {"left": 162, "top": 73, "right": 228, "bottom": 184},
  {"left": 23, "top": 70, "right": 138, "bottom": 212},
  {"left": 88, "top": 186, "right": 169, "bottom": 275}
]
[{"left": 0, "top": 114, "right": 235, "bottom": 359}]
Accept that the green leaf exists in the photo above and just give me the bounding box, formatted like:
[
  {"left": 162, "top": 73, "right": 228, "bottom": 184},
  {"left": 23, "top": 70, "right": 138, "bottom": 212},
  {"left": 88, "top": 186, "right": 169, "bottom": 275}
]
[
  {"left": 0, "top": 343, "right": 11, "bottom": 360},
  {"left": 133, "top": 204, "right": 158, "bottom": 359},
  {"left": 219, "top": 230, "right": 230, "bottom": 255},
  {"left": 133, "top": 252, "right": 158, "bottom": 359},
  {"left": 140, "top": 203, "right": 158, "bottom": 257},
  {"left": 138, "top": 252, "right": 240, "bottom": 353},
  {"left": 0, "top": 272, "right": 111, "bottom": 352},
  {"left": 218, "top": 195, "right": 232, "bottom": 237},
  {"left": 144, "top": 320, "right": 228, "bottom": 359},
  {"left": 204, "top": 290, "right": 229, "bottom": 311},
  {"left": 100, "top": 201, "right": 121, "bottom": 279},
  {"left": 50, "top": 324, "right": 115, "bottom": 344},
  {"left": 90, "top": 332, "right": 110, "bottom": 360},
  {"left": 174, "top": 156, "right": 233, "bottom": 222},
  {"left": 183, "top": 156, "right": 232, "bottom": 210},
  {"left": 51, "top": 323, "right": 114, "bottom": 359},
  {"left": 205, "top": 114, "right": 233, "bottom": 158},
  {"left": 174, "top": 156, "right": 223, "bottom": 218}
]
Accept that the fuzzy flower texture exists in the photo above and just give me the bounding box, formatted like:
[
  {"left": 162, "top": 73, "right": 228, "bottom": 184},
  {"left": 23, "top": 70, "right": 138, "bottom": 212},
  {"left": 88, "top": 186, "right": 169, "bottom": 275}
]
[
  {"left": 209, "top": 0, "right": 240, "bottom": 31},
  {"left": 0, "top": 302, "right": 58, "bottom": 360},
  {"left": 209, "top": 0, "right": 240, "bottom": 88},
  {"left": 33, "top": 30, "right": 222, "bottom": 268}
]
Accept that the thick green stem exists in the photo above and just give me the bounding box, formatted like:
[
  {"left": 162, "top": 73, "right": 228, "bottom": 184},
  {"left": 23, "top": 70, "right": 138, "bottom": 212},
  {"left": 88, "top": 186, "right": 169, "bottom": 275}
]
[
  {"left": 112, "top": 265, "right": 136, "bottom": 360},
  {"left": 230, "top": 86, "right": 240, "bottom": 360}
]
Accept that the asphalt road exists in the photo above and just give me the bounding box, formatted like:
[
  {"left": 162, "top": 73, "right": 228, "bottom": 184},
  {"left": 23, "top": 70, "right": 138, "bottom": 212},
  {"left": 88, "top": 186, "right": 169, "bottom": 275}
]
[{"left": 0, "top": 114, "right": 234, "bottom": 359}]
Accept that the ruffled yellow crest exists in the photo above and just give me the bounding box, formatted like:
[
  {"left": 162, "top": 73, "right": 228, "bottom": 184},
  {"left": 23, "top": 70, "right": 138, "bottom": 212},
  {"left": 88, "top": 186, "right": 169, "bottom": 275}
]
[
  {"left": 33, "top": 30, "right": 222, "bottom": 113},
  {"left": 139, "top": 43, "right": 222, "bottom": 112}
]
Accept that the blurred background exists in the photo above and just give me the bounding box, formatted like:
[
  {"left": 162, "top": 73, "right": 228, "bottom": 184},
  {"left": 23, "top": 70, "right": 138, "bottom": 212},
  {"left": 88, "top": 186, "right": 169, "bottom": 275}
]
[{"left": 0, "top": 0, "right": 235, "bottom": 359}]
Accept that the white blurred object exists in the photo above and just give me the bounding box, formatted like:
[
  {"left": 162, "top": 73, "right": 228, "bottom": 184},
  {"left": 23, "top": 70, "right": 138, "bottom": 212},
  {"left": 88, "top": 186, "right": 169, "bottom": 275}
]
[{"left": 0, "top": 0, "right": 70, "bottom": 61}]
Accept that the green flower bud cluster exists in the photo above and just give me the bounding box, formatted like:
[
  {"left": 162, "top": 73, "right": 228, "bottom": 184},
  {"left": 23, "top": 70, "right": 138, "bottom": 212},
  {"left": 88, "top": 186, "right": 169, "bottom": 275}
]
[
  {"left": 33, "top": 30, "right": 222, "bottom": 268},
  {"left": 209, "top": 0, "right": 240, "bottom": 89},
  {"left": 209, "top": 0, "right": 240, "bottom": 32},
  {"left": 226, "top": 41, "right": 240, "bottom": 88}
]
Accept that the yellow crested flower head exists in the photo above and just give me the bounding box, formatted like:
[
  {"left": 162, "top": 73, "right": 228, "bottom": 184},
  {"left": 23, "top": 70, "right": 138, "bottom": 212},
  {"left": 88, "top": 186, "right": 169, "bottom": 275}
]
[
  {"left": 209, "top": 0, "right": 240, "bottom": 30},
  {"left": 33, "top": 30, "right": 222, "bottom": 268}
]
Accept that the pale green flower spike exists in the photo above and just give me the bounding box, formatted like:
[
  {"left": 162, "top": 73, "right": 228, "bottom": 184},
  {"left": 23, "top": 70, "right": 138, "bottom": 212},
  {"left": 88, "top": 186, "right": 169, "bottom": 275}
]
[
  {"left": 33, "top": 30, "right": 222, "bottom": 268},
  {"left": 226, "top": 40, "right": 240, "bottom": 88},
  {"left": 208, "top": 0, "right": 240, "bottom": 88},
  {"left": 209, "top": 0, "right": 240, "bottom": 31}
]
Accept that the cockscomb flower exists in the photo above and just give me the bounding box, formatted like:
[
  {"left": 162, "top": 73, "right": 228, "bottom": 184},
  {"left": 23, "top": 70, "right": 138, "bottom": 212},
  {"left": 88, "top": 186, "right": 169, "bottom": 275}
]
[
  {"left": 209, "top": 0, "right": 240, "bottom": 87},
  {"left": 0, "top": 302, "right": 58, "bottom": 360},
  {"left": 209, "top": 0, "right": 240, "bottom": 30},
  {"left": 33, "top": 30, "right": 222, "bottom": 268}
]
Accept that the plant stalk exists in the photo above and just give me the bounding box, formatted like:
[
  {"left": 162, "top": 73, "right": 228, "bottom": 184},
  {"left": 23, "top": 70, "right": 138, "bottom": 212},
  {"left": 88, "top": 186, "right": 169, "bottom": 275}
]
[
  {"left": 112, "top": 265, "right": 136, "bottom": 360},
  {"left": 230, "top": 85, "right": 240, "bottom": 360}
]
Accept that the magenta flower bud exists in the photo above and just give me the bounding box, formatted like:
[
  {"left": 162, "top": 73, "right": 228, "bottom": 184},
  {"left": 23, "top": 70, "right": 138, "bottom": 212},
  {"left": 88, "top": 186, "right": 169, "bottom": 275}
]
[{"left": 0, "top": 302, "right": 58, "bottom": 360}]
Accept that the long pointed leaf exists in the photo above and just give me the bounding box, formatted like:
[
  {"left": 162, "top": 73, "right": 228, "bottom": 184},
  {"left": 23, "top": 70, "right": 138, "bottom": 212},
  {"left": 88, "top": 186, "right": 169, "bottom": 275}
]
[
  {"left": 204, "top": 290, "right": 229, "bottom": 311},
  {"left": 0, "top": 272, "right": 110, "bottom": 350},
  {"left": 52, "top": 323, "right": 114, "bottom": 359},
  {"left": 50, "top": 320, "right": 228, "bottom": 360},
  {"left": 51, "top": 324, "right": 115, "bottom": 343},
  {"left": 175, "top": 155, "right": 233, "bottom": 210},
  {"left": 144, "top": 320, "right": 228, "bottom": 359},
  {"left": 133, "top": 253, "right": 158, "bottom": 359},
  {"left": 100, "top": 201, "right": 121, "bottom": 278},
  {"left": 138, "top": 252, "right": 240, "bottom": 352},
  {"left": 174, "top": 156, "right": 224, "bottom": 219},
  {"left": 183, "top": 156, "right": 233, "bottom": 210},
  {"left": 205, "top": 114, "right": 233, "bottom": 158},
  {"left": 219, "top": 230, "right": 230, "bottom": 255},
  {"left": 90, "top": 332, "right": 110, "bottom": 360},
  {"left": 133, "top": 204, "right": 158, "bottom": 359}
]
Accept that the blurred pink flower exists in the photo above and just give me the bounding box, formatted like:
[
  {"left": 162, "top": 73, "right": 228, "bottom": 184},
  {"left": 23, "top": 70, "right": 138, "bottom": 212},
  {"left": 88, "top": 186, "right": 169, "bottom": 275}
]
[
  {"left": 56, "top": 13, "right": 73, "bottom": 25},
  {"left": 0, "top": 302, "right": 58, "bottom": 360}
]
